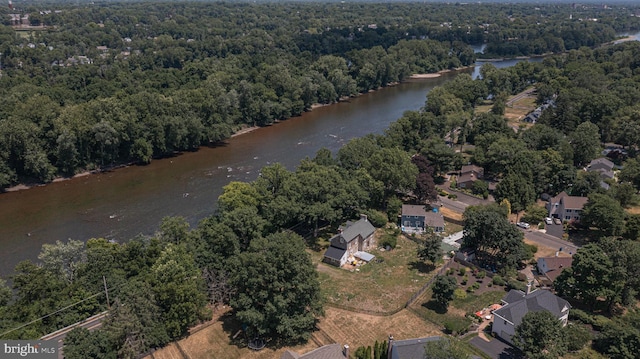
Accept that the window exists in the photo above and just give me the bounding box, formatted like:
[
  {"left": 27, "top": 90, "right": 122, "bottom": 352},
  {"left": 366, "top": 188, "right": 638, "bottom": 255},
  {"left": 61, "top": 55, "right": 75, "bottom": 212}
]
[
  {"left": 565, "top": 216, "right": 571, "bottom": 220},
  {"left": 566, "top": 209, "right": 572, "bottom": 213}
]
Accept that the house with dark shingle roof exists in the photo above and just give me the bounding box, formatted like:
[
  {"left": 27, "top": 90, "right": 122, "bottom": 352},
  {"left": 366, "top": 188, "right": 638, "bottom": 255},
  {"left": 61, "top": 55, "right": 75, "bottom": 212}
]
[
  {"left": 280, "top": 343, "right": 349, "bottom": 359},
  {"left": 537, "top": 256, "right": 573, "bottom": 284},
  {"left": 323, "top": 215, "right": 375, "bottom": 267},
  {"left": 457, "top": 165, "right": 484, "bottom": 189},
  {"left": 547, "top": 191, "right": 588, "bottom": 223},
  {"left": 388, "top": 336, "right": 442, "bottom": 359},
  {"left": 401, "top": 205, "right": 445, "bottom": 233},
  {"left": 492, "top": 289, "right": 570, "bottom": 344},
  {"left": 587, "top": 157, "right": 615, "bottom": 190}
]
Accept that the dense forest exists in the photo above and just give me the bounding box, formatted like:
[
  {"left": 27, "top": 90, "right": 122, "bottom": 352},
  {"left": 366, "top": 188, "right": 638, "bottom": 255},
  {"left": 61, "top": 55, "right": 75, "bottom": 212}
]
[{"left": 1, "top": 1, "right": 639, "bottom": 189}]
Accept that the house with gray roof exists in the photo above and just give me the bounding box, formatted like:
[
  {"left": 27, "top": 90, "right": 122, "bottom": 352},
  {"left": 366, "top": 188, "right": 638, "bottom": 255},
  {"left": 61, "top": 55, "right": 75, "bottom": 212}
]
[
  {"left": 281, "top": 343, "right": 348, "bottom": 359},
  {"left": 401, "top": 204, "right": 445, "bottom": 233},
  {"left": 547, "top": 191, "right": 588, "bottom": 223},
  {"left": 492, "top": 289, "right": 570, "bottom": 345},
  {"left": 323, "top": 215, "right": 375, "bottom": 267},
  {"left": 587, "top": 158, "right": 615, "bottom": 189},
  {"left": 388, "top": 336, "right": 441, "bottom": 359}
]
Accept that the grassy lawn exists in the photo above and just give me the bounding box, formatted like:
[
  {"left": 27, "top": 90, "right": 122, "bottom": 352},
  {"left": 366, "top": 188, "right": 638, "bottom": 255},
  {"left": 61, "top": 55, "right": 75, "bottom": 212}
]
[
  {"left": 312, "top": 230, "right": 438, "bottom": 313},
  {"left": 410, "top": 287, "right": 506, "bottom": 330}
]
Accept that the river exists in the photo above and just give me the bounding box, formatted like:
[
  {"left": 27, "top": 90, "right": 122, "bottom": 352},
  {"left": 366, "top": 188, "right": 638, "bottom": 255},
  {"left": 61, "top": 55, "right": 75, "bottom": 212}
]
[{"left": 0, "top": 59, "right": 540, "bottom": 277}]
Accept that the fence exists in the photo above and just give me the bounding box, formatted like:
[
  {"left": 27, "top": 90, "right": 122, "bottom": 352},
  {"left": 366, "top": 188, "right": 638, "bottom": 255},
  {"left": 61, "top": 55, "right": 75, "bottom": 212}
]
[{"left": 404, "top": 258, "right": 453, "bottom": 308}]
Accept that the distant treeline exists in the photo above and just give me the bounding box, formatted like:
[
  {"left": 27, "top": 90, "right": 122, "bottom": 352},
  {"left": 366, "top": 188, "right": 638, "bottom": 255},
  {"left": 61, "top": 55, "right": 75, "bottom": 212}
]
[{"left": 0, "top": 2, "right": 639, "bottom": 189}]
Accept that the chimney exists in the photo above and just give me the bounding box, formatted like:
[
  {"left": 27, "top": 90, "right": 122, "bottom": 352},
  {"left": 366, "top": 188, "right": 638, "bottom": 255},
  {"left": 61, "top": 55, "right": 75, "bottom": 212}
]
[
  {"left": 360, "top": 214, "right": 368, "bottom": 222},
  {"left": 526, "top": 281, "right": 532, "bottom": 295},
  {"left": 343, "top": 344, "right": 349, "bottom": 358},
  {"left": 387, "top": 334, "right": 394, "bottom": 359}
]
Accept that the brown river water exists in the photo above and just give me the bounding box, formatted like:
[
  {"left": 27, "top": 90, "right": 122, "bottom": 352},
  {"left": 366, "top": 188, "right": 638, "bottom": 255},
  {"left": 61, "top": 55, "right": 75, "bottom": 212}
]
[{"left": 0, "top": 59, "right": 538, "bottom": 277}]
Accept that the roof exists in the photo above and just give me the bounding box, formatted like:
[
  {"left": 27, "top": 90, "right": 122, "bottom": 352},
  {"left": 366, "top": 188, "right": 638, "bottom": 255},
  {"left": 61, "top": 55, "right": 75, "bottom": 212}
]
[
  {"left": 402, "top": 204, "right": 428, "bottom": 217},
  {"left": 537, "top": 257, "right": 573, "bottom": 281},
  {"left": 354, "top": 251, "right": 375, "bottom": 262},
  {"left": 502, "top": 289, "right": 526, "bottom": 305},
  {"left": 461, "top": 165, "right": 483, "bottom": 175},
  {"left": 588, "top": 157, "right": 614, "bottom": 171},
  {"left": 549, "top": 191, "right": 568, "bottom": 204},
  {"left": 560, "top": 195, "right": 588, "bottom": 210},
  {"left": 389, "top": 336, "right": 441, "bottom": 359},
  {"left": 324, "top": 246, "right": 346, "bottom": 261},
  {"left": 593, "top": 168, "right": 614, "bottom": 179},
  {"left": 493, "top": 289, "right": 571, "bottom": 327},
  {"left": 281, "top": 344, "right": 346, "bottom": 359},
  {"left": 424, "top": 212, "right": 445, "bottom": 228},
  {"left": 337, "top": 218, "right": 375, "bottom": 244},
  {"left": 537, "top": 257, "right": 573, "bottom": 274},
  {"left": 458, "top": 172, "right": 479, "bottom": 184}
]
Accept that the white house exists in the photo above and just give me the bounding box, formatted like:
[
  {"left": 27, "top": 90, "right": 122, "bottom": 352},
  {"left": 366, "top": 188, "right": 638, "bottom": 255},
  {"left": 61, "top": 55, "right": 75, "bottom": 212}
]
[
  {"left": 492, "top": 289, "right": 570, "bottom": 345},
  {"left": 547, "top": 191, "right": 588, "bottom": 223}
]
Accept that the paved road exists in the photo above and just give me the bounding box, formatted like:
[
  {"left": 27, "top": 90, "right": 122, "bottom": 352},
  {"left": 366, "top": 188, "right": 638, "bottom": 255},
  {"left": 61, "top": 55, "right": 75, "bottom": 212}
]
[
  {"left": 439, "top": 196, "right": 469, "bottom": 213},
  {"left": 520, "top": 228, "right": 579, "bottom": 255},
  {"left": 41, "top": 312, "right": 108, "bottom": 359}
]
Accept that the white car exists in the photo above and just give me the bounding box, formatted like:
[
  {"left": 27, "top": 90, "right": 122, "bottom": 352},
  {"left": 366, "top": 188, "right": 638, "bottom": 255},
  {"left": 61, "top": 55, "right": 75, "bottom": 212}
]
[
  {"left": 544, "top": 217, "right": 553, "bottom": 225},
  {"left": 516, "top": 222, "right": 530, "bottom": 229}
]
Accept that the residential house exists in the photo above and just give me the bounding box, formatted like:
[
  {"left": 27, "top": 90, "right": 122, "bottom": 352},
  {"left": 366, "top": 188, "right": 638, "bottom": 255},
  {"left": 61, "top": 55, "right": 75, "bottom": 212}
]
[
  {"left": 492, "top": 289, "right": 570, "bottom": 345},
  {"left": 587, "top": 158, "right": 615, "bottom": 190},
  {"left": 323, "top": 215, "right": 375, "bottom": 267},
  {"left": 281, "top": 343, "right": 349, "bottom": 359},
  {"left": 401, "top": 205, "right": 445, "bottom": 233},
  {"left": 387, "top": 336, "right": 441, "bottom": 359},
  {"left": 537, "top": 256, "right": 573, "bottom": 284},
  {"left": 547, "top": 191, "right": 588, "bottom": 223},
  {"left": 457, "top": 165, "right": 484, "bottom": 189}
]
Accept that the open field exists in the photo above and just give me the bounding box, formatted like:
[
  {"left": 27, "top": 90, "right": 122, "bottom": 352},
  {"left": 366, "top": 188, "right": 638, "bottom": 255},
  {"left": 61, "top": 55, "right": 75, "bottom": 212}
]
[
  {"left": 474, "top": 88, "right": 538, "bottom": 130},
  {"left": 313, "top": 232, "right": 436, "bottom": 313},
  {"left": 440, "top": 206, "right": 463, "bottom": 222},
  {"left": 148, "top": 306, "right": 442, "bottom": 359}
]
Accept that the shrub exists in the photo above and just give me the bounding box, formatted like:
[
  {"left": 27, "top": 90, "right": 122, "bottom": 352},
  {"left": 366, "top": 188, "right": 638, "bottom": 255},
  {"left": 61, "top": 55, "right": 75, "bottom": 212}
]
[
  {"left": 564, "top": 323, "right": 592, "bottom": 352},
  {"left": 443, "top": 318, "right": 472, "bottom": 336},
  {"left": 492, "top": 275, "right": 505, "bottom": 286},
  {"left": 466, "top": 286, "right": 474, "bottom": 293},
  {"left": 506, "top": 279, "right": 526, "bottom": 292},
  {"left": 472, "top": 282, "right": 480, "bottom": 290},
  {"left": 458, "top": 267, "right": 466, "bottom": 276},
  {"left": 476, "top": 270, "right": 486, "bottom": 280},
  {"left": 569, "top": 309, "right": 592, "bottom": 324},
  {"left": 453, "top": 288, "right": 467, "bottom": 300},
  {"left": 364, "top": 209, "right": 388, "bottom": 228},
  {"left": 487, "top": 282, "right": 493, "bottom": 287},
  {"left": 379, "top": 234, "right": 397, "bottom": 249}
]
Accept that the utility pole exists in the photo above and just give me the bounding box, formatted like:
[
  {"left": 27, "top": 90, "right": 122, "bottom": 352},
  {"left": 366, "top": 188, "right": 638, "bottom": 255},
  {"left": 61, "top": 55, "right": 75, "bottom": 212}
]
[{"left": 103, "top": 276, "right": 110, "bottom": 310}]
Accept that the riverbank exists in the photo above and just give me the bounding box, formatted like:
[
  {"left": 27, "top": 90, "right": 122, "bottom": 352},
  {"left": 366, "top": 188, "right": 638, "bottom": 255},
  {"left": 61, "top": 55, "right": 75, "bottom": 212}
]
[{"left": 1, "top": 66, "right": 461, "bottom": 195}]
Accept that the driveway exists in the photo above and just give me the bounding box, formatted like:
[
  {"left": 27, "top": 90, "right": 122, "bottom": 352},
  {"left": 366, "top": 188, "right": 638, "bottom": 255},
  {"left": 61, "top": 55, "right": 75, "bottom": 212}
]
[
  {"left": 469, "top": 336, "right": 521, "bottom": 359},
  {"left": 545, "top": 222, "right": 564, "bottom": 238}
]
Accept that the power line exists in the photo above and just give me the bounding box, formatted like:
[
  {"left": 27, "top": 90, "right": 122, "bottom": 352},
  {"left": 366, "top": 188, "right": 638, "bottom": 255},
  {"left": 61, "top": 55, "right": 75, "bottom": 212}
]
[{"left": 0, "top": 282, "right": 123, "bottom": 338}]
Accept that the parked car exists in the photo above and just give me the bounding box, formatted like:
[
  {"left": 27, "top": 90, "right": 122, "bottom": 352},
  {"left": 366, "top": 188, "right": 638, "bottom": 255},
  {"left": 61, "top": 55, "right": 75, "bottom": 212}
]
[
  {"left": 516, "top": 222, "right": 530, "bottom": 229},
  {"left": 553, "top": 217, "right": 562, "bottom": 225},
  {"left": 544, "top": 217, "right": 553, "bottom": 225}
]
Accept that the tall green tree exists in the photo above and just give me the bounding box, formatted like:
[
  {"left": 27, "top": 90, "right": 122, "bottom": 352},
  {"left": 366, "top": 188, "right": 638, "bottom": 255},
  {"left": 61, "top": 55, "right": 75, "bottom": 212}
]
[
  {"left": 230, "top": 231, "right": 323, "bottom": 343},
  {"left": 514, "top": 311, "right": 567, "bottom": 359},
  {"left": 569, "top": 122, "right": 601, "bottom": 167},
  {"left": 431, "top": 276, "right": 457, "bottom": 310},
  {"left": 462, "top": 206, "right": 526, "bottom": 269},
  {"left": 151, "top": 244, "right": 207, "bottom": 339},
  {"left": 580, "top": 193, "right": 626, "bottom": 236},
  {"left": 423, "top": 337, "right": 470, "bottom": 359}
]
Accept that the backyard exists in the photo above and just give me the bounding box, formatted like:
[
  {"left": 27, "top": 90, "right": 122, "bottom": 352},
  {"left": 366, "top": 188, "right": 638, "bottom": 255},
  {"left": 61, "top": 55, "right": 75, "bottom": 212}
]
[{"left": 312, "top": 229, "right": 439, "bottom": 313}]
